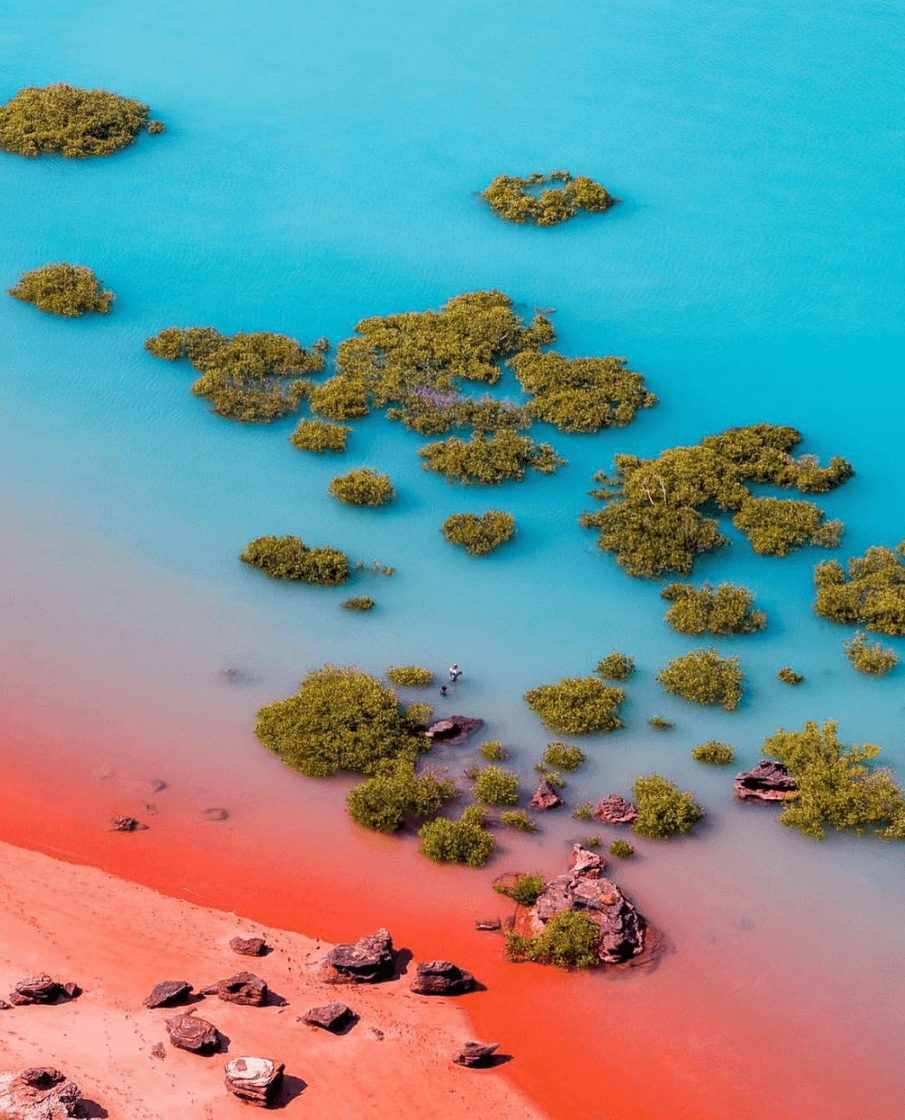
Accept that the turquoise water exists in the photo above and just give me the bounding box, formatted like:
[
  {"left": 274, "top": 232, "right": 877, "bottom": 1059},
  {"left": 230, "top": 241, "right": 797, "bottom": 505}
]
[{"left": 1, "top": 1, "right": 904, "bottom": 1114}]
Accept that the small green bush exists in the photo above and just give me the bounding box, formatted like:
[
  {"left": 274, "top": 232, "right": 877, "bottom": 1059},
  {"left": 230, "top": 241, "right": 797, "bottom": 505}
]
[
  {"left": 346, "top": 759, "right": 456, "bottom": 832},
  {"left": 572, "top": 803, "right": 594, "bottom": 822},
  {"left": 420, "top": 430, "right": 565, "bottom": 485},
  {"left": 387, "top": 665, "right": 433, "bottom": 687},
  {"left": 240, "top": 535, "right": 349, "bottom": 585},
  {"left": 609, "top": 839, "right": 635, "bottom": 858},
  {"left": 418, "top": 806, "right": 494, "bottom": 867},
  {"left": 441, "top": 510, "right": 515, "bottom": 555},
  {"left": 648, "top": 716, "right": 674, "bottom": 730},
  {"left": 692, "top": 741, "right": 735, "bottom": 765},
  {"left": 657, "top": 649, "right": 742, "bottom": 711},
  {"left": 581, "top": 836, "right": 602, "bottom": 847},
  {"left": 9, "top": 263, "right": 114, "bottom": 316},
  {"left": 595, "top": 652, "right": 634, "bottom": 681},
  {"left": 342, "top": 596, "right": 375, "bottom": 612},
  {"left": 537, "top": 769, "right": 566, "bottom": 789},
  {"left": 844, "top": 632, "right": 898, "bottom": 676},
  {"left": 778, "top": 666, "right": 803, "bottom": 684},
  {"left": 0, "top": 83, "right": 159, "bottom": 157},
  {"left": 479, "top": 740, "right": 505, "bottom": 761},
  {"left": 813, "top": 543, "right": 905, "bottom": 635},
  {"left": 473, "top": 765, "right": 520, "bottom": 806},
  {"left": 482, "top": 171, "right": 615, "bottom": 227},
  {"left": 499, "top": 809, "right": 536, "bottom": 832},
  {"left": 505, "top": 910, "right": 600, "bottom": 969},
  {"left": 661, "top": 582, "right": 766, "bottom": 636},
  {"left": 538, "top": 742, "right": 586, "bottom": 772},
  {"left": 329, "top": 467, "right": 396, "bottom": 506},
  {"left": 495, "top": 873, "right": 545, "bottom": 905},
  {"left": 524, "top": 677, "right": 624, "bottom": 735},
  {"left": 632, "top": 774, "right": 705, "bottom": 839},
  {"left": 290, "top": 418, "right": 351, "bottom": 453}
]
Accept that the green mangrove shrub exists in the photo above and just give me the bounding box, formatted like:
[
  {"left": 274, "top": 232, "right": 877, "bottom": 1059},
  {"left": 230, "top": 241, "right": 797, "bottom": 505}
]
[
  {"left": 692, "top": 741, "right": 735, "bottom": 765},
  {"left": 328, "top": 467, "right": 395, "bottom": 506},
  {"left": 420, "top": 430, "right": 565, "bottom": 485},
  {"left": 309, "top": 373, "right": 371, "bottom": 420},
  {"left": 290, "top": 418, "right": 351, "bottom": 453},
  {"left": 482, "top": 171, "right": 615, "bottom": 227},
  {"left": 572, "top": 803, "right": 594, "bottom": 822},
  {"left": 240, "top": 535, "right": 348, "bottom": 585},
  {"left": 632, "top": 774, "right": 705, "bottom": 839},
  {"left": 763, "top": 720, "right": 905, "bottom": 840},
  {"left": 479, "top": 740, "right": 505, "bottom": 761},
  {"left": 9, "top": 263, "right": 114, "bottom": 316},
  {"left": 441, "top": 510, "right": 515, "bottom": 555},
  {"left": 0, "top": 83, "right": 162, "bottom": 157},
  {"left": 813, "top": 542, "right": 905, "bottom": 635},
  {"left": 472, "top": 765, "right": 520, "bottom": 806},
  {"left": 733, "top": 497, "right": 843, "bottom": 556},
  {"left": 494, "top": 873, "right": 545, "bottom": 906},
  {"left": 346, "top": 758, "right": 455, "bottom": 832},
  {"left": 386, "top": 393, "right": 529, "bottom": 436},
  {"left": 342, "top": 596, "right": 375, "bottom": 612},
  {"left": 595, "top": 652, "right": 634, "bottom": 681},
  {"left": 648, "top": 716, "right": 674, "bottom": 730},
  {"left": 537, "top": 743, "right": 586, "bottom": 772},
  {"left": 505, "top": 911, "right": 600, "bottom": 969},
  {"left": 524, "top": 677, "right": 625, "bottom": 735},
  {"left": 661, "top": 582, "right": 766, "bottom": 636},
  {"left": 254, "top": 665, "right": 430, "bottom": 778},
  {"left": 657, "top": 649, "right": 742, "bottom": 711},
  {"left": 387, "top": 665, "right": 433, "bottom": 687},
  {"left": 499, "top": 809, "right": 536, "bottom": 832},
  {"left": 418, "top": 806, "right": 494, "bottom": 867},
  {"left": 609, "top": 839, "right": 635, "bottom": 858},
  {"left": 844, "top": 632, "right": 898, "bottom": 676},
  {"left": 581, "top": 836, "right": 602, "bottom": 847},
  {"left": 778, "top": 667, "right": 803, "bottom": 685}
]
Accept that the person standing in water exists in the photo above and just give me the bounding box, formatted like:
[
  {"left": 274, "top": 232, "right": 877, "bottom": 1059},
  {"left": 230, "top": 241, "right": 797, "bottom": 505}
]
[{"left": 449, "top": 663, "right": 461, "bottom": 682}]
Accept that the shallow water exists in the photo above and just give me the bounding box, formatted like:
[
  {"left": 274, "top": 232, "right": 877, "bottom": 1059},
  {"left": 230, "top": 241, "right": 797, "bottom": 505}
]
[{"left": 1, "top": 1, "right": 904, "bottom": 1117}]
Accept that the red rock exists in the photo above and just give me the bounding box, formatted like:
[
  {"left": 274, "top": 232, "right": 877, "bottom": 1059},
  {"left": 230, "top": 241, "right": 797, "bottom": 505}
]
[
  {"left": 230, "top": 936, "right": 267, "bottom": 957},
  {"left": 735, "top": 760, "right": 797, "bottom": 801},
  {"left": 530, "top": 866, "right": 646, "bottom": 965},
  {"left": 224, "top": 1057, "right": 284, "bottom": 1107},
  {"left": 592, "top": 795, "right": 638, "bottom": 824},
  {"left": 529, "top": 779, "right": 563, "bottom": 811},
  {"left": 454, "top": 1041, "right": 499, "bottom": 1068},
  {"left": 424, "top": 717, "right": 484, "bottom": 744},
  {"left": 110, "top": 815, "right": 148, "bottom": 832},
  {"left": 474, "top": 918, "right": 501, "bottom": 931},
  {"left": 203, "top": 972, "right": 267, "bottom": 1006},
  {"left": 0, "top": 1067, "right": 82, "bottom": 1118},
  {"left": 8, "top": 975, "right": 72, "bottom": 1006},
  {"left": 301, "top": 1003, "right": 357, "bottom": 1032},
  {"left": 568, "top": 843, "right": 606, "bottom": 878},
  {"left": 165, "top": 1010, "right": 220, "bottom": 1053},
  {"left": 143, "top": 980, "right": 192, "bottom": 1009},
  {"left": 409, "top": 960, "right": 476, "bottom": 996},
  {"left": 321, "top": 928, "right": 395, "bottom": 984}
]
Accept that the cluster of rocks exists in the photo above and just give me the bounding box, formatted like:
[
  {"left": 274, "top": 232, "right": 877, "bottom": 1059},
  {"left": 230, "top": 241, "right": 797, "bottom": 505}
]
[
  {"left": 423, "top": 716, "right": 484, "bottom": 745},
  {"left": 0, "top": 1067, "right": 83, "bottom": 1120},
  {"left": 735, "top": 760, "right": 797, "bottom": 801},
  {"left": 528, "top": 844, "right": 646, "bottom": 964},
  {"left": 6, "top": 976, "right": 79, "bottom": 1007}
]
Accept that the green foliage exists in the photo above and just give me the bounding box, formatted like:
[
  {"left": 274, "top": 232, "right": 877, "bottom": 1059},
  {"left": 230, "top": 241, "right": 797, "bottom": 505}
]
[
  {"left": 763, "top": 720, "right": 905, "bottom": 840},
  {"left": 420, "top": 430, "right": 565, "bottom": 485},
  {"left": 572, "top": 803, "right": 594, "bottom": 822},
  {"left": 328, "top": 467, "right": 395, "bottom": 506},
  {"left": 661, "top": 582, "right": 766, "bottom": 636},
  {"left": 536, "top": 769, "right": 566, "bottom": 789},
  {"left": 538, "top": 742, "right": 586, "bottom": 772},
  {"left": 595, "top": 651, "right": 634, "bottom": 680},
  {"left": 581, "top": 836, "right": 602, "bottom": 847},
  {"left": 479, "top": 740, "right": 505, "bottom": 761},
  {"left": 0, "top": 83, "right": 159, "bottom": 157},
  {"left": 510, "top": 351, "right": 656, "bottom": 433},
  {"left": 524, "top": 677, "right": 624, "bottom": 735},
  {"left": 289, "top": 418, "right": 350, "bottom": 453},
  {"left": 658, "top": 649, "right": 742, "bottom": 711},
  {"left": 495, "top": 873, "right": 545, "bottom": 905},
  {"left": 733, "top": 497, "right": 843, "bottom": 556},
  {"left": 692, "top": 741, "right": 735, "bottom": 765},
  {"left": 609, "top": 839, "right": 635, "bottom": 858},
  {"left": 648, "top": 716, "right": 674, "bottom": 730},
  {"left": 387, "top": 665, "right": 433, "bottom": 687},
  {"left": 441, "top": 510, "right": 516, "bottom": 555},
  {"left": 777, "top": 666, "right": 803, "bottom": 685},
  {"left": 473, "top": 765, "right": 520, "bottom": 806},
  {"left": 844, "top": 632, "right": 898, "bottom": 676},
  {"left": 254, "top": 665, "right": 429, "bottom": 778},
  {"left": 632, "top": 774, "right": 705, "bottom": 839},
  {"left": 145, "top": 327, "right": 326, "bottom": 422},
  {"left": 505, "top": 910, "right": 601, "bottom": 969},
  {"left": 813, "top": 542, "right": 905, "bottom": 635},
  {"left": 342, "top": 596, "right": 375, "bottom": 612},
  {"left": 240, "top": 535, "right": 349, "bottom": 585},
  {"left": 499, "top": 810, "right": 537, "bottom": 832},
  {"left": 9, "top": 263, "right": 114, "bottom": 316},
  {"left": 418, "top": 807, "right": 495, "bottom": 867},
  {"left": 580, "top": 425, "right": 852, "bottom": 578},
  {"left": 386, "top": 393, "right": 529, "bottom": 436},
  {"left": 482, "top": 171, "right": 615, "bottom": 227},
  {"left": 346, "top": 758, "right": 455, "bottom": 832},
  {"left": 309, "top": 374, "right": 371, "bottom": 420}
]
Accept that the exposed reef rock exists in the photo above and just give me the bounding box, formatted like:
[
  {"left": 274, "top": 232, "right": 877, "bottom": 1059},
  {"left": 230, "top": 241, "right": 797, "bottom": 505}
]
[
  {"left": 8, "top": 976, "right": 78, "bottom": 1007},
  {"left": 230, "top": 936, "right": 267, "bottom": 957},
  {"left": 203, "top": 972, "right": 268, "bottom": 1006},
  {"left": 224, "top": 1057, "right": 284, "bottom": 1107},
  {"left": 592, "top": 795, "right": 638, "bottom": 825},
  {"left": 0, "top": 1067, "right": 83, "bottom": 1119},
  {"left": 110, "top": 815, "right": 148, "bottom": 832},
  {"left": 321, "top": 928, "right": 396, "bottom": 984},
  {"left": 165, "top": 1010, "right": 220, "bottom": 1054},
  {"left": 453, "top": 1041, "right": 499, "bottom": 1068},
  {"left": 301, "top": 1003, "right": 358, "bottom": 1032},
  {"left": 409, "top": 960, "right": 476, "bottom": 996},
  {"left": 529, "top": 779, "right": 563, "bottom": 811},
  {"left": 568, "top": 843, "right": 606, "bottom": 878},
  {"left": 143, "top": 980, "right": 193, "bottom": 1009},
  {"left": 424, "top": 717, "right": 484, "bottom": 745},
  {"left": 735, "top": 760, "right": 798, "bottom": 802}
]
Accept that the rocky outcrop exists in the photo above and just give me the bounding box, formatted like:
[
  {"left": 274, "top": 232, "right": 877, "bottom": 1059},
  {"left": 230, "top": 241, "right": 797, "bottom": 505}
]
[
  {"left": 424, "top": 717, "right": 484, "bottom": 745},
  {"left": 321, "top": 928, "right": 395, "bottom": 984},
  {"left": 409, "top": 960, "right": 476, "bottom": 996},
  {"left": 301, "top": 1003, "right": 357, "bottom": 1032},
  {"left": 203, "top": 972, "right": 267, "bottom": 1006},
  {"left": 230, "top": 936, "right": 267, "bottom": 957},
  {"left": 110, "top": 815, "right": 148, "bottom": 832},
  {"left": 592, "top": 795, "right": 638, "bottom": 825},
  {"left": 529, "top": 779, "right": 563, "bottom": 811},
  {"left": 568, "top": 843, "right": 606, "bottom": 878},
  {"left": 224, "top": 1057, "right": 284, "bottom": 1107},
  {"left": 165, "top": 1010, "right": 220, "bottom": 1054},
  {"left": 0, "top": 1067, "right": 82, "bottom": 1119},
  {"left": 453, "top": 1041, "right": 499, "bottom": 1068},
  {"left": 735, "top": 760, "right": 798, "bottom": 802},
  {"left": 8, "top": 976, "right": 78, "bottom": 1007},
  {"left": 143, "top": 980, "right": 193, "bottom": 1008}
]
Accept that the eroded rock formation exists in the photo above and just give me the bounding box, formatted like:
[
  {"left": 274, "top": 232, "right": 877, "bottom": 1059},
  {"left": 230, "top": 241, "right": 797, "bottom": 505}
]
[
  {"left": 409, "top": 960, "right": 476, "bottom": 996},
  {"left": 453, "top": 1041, "right": 499, "bottom": 1068},
  {"left": 592, "top": 794, "right": 638, "bottom": 824},
  {"left": 203, "top": 972, "right": 268, "bottom": 1006},
  {"left": 321, "top": 928, "right": 395, "bottom": 984},
  {"left": 0, "top": 1067, "right": 83, "bottom": 1119},
  {"left": 301, "top": 1003, "right": 357, "bottom": 1032},
  {"left": 424, "top": 717, "right": 484, "bottom": 745},
  {"left": 224, "top": 1057, "right": 284, "bottom": 1107},
  {"left": 143, "top": 980, "right": 193, "bottom": 1008},
  {"left": 735, "top": 760, "right": 797, "bottom": 802},
  {"left": 165, "top": 1010, "right": 220, "bottom": 1054},
  {"left": 230, "top": 936, "right": 267, "bottom": 957},
  {"left": 529, "top": 779, "right": 563, "bottom": 811},
  {"left": 8, "top": 976, "right": 78, "bottom": 1007}
]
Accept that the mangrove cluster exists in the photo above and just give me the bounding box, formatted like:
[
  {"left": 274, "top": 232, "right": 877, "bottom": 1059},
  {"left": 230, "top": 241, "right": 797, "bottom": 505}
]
[
  {"left": 692, "top": 741, "right": 735, "bottom": 765},
  {"left": 657, "top": 649, "right": 742, "bottom": 711},
  {"left": 419, "top": 430, "right": 564, "bottom": 485},
  {"left": 346, "top": 757, "right": 455, "bottom": 833},
  {"left": 632, "top": 774, "right": 705, "bottom": 839},
  {"left": 418, "top": 806, "right": 494, "bottom": 867},
  {"left": 505, "top": 911, "right": 602, "bottom": 969},
  {"left": 441, "top": 510, "right": 515, "bottom": 555},
  {"left": 240, "top": 535, "right": 348, "bottom": 585},
  {"left": 595, "top": 651, "right": 634, "bottom": 681},
  {"left": 524, "top": 676, "right": 625, "bottom": 735},
  {"left": 328, "top": 467, "right": 395, "bottom": 506},
  {"left": 290, "top": 418, "right": 350, "bottom": 453},
  {"left": 482, "top": 171, "right": 615, "bottom": 227},
  {"left": 661, "top": 582, "right": 766, "bottom": 636},
  {"left": 844, "top": 632, "right": 898, "bottom": 676},
  {"left": 9, "top": 263, "right": 114, "bottom": 316},
  {"left": 813, "top": 543, "right": 905, "bottom": 635}
]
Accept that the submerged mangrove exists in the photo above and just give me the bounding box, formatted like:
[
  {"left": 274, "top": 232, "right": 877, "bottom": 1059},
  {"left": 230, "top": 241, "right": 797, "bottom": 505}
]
[
  {"left": 692, "top": 741, "right": 735, "bottom": 765},
  {"left": 346, "top": 758, "right": 455, "bottom": 832},
  {"left": 441, "top": 510, "right": 515, "bottom": 555},
  {"left": 418, "top": 806, "right": 494, "bottom": 867},
  {"left": 658, "top": 649, "right": 742, "bottom": 711},
  {"left": 289, "top": 418, "right": 351, "bottom": 453},
  {"left": 813, "top": 542, "right": 905, "bottom": 635},
  {"left": 632, "top": 774, "right": 705, "bottom": 839},
  {"left": 420, "top": 430, "right": 565, "bottom": 485},
  {"left": 595, "top": 651, "right": 634, "bottom": 681},
  {"left": 524, "top": 676, "right": 625, "bottom": 735},
  {"left": 328, "top": 467, "right": 395, "bottom": 506},
  {"left": 844, "top": 632, "right": 898, "bottom": 676},
  {"left": 482, "top": 170, "right": 615, "bottom": 227},
  {"left": 9, "top": 263, "right": 114, "bottom": 316},
  {"left": 240, "top": 535, "right": 349, "bottom": 585},
  {"left": 661, "top": 582, "right": 766, "bottom": 636}
]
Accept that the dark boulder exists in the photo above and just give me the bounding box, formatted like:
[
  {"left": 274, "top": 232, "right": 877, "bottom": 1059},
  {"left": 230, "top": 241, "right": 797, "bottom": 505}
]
[
  {"left": 143, "top": 980, "right": 193, "bottom": 1009},
  {"left": 203, "top": 972, "right": 267, "bottom": 1006},
  {"left": 409, "top": 960, "right": 476, "bottom": 996},
  {"left": 453, "top": 1041, "right": 499, "bottom": 1068},
  {"left": 224, "top": 1057, "right": 284, "bottom": 1107},
  {"left": 321, "top": 928, "right": 395, "bottom": 984},
  {"left": 230, "top": 936, "right": 267, "bottom": 957},
  {"left": 529, "top": 779, "right": 563, "bottom": 811},
  {"left": 735, "top": 760, "right": 798, "bottom": 802},
  {"left": 592, "top": 795, "right": 638, "bottom": 825},
  {"left": 8, "top": 976, "right": 76, "bottom": 1007},
  {"left": 424, "top": 717, "right": 484, "bottom": 745},
  {"left": 165, "top": 1010, "right": 220, "bottom": 1054},
  {"left": 301, "top": 1003, "right": 357, "bottom": 1032},
  {"left": 0, "top": 1067, "right": 83, "bottom": 1118},
  {"left": 110, "top": 815, "right": 148, "bottom": 832}
]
